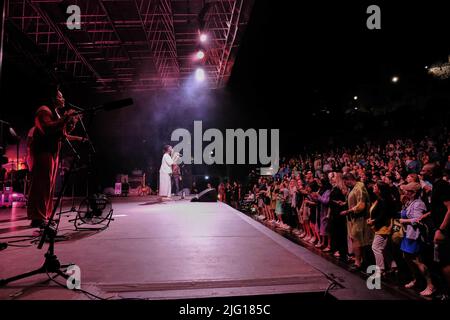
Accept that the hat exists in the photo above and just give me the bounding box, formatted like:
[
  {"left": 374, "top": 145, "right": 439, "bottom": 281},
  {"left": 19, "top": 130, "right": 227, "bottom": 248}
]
[{"left": 400, "top": 182, "right": 421, "bottom": 193}]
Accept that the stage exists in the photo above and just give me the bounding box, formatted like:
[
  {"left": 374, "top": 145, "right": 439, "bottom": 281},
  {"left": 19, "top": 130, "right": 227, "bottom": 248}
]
[{"left": 0, "top": 198, "right": 402, "bottom": 300}]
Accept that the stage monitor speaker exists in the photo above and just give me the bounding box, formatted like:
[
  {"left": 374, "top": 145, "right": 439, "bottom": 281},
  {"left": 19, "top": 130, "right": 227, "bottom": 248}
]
[{"left": 191, "top": 188, "right": 217, "bottom": 202}]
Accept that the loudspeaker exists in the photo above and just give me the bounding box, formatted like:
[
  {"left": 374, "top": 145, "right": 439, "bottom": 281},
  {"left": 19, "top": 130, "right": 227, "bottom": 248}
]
[{"left": 191, "top": 188, "right": 217, "bottom": 202}]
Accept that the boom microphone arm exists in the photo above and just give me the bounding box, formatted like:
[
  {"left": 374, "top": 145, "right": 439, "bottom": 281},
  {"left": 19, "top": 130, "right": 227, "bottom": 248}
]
[{"left": 72, "top": 98, "right": 134, "bottom": 116}]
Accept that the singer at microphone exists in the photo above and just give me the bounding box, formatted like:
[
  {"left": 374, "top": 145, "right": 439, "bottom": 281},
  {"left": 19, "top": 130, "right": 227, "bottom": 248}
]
[{"left": 27, "top": 88, "right": 86, "bottom": 229}]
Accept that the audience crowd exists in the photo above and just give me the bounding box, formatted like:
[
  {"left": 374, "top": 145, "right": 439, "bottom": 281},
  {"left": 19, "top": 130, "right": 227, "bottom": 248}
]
[{"left": 239, "top": 131, "right": 450, "bottom": 298}]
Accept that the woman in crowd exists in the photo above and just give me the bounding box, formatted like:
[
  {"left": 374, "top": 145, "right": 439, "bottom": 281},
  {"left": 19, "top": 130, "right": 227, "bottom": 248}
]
[
  {"left": 218, "top": 183, "right": 226, "bottom": 203},
  {"left": 295, "top": 179, "right": 305, "bottom": 236},
  {"left": 341, "top": 173, "right": 373, "bottom": 270},
  {"left": 367, "top": 181, "right": 397, "bottom": 277},
  {"left": 315, "top": 177, "right": 332, "bottom": 250},
  {"left": 279, "top": 181, "right": 291, "bottom": 229},
  {"left": 305, "top": 181, "right": 320, "bottom": 244},
  {"left": 288, "top": 179, "right": 298, "bottom": 229},
  {"left": 274, "top": 184, "right": 287, "bottom": 227},
  {"left": 406, "top": 173, "right": 420, "bottom": 184},
  {"left": 256, "top": 181, "right": 266, "bottom": 219},
  {"left": 329, "top": 172, "right": 348, "bottom": 259},
  {"left": 270, "top": 181, "right": 278, "bottom": 223},
  {"left": 299, "top": 184, "right": 312, "bottom": 240},
  {"left": 263, "top": 181, "right": 273, "bottom": 221},
  {"left": 399, "top": 182, "right": 436, "bottom": 296}
]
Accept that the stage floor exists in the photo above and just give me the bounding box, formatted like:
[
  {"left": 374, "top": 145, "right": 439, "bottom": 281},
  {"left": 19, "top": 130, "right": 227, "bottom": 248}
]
[{"left": 0, "top": 198, "right": 402, "bottom": 300}]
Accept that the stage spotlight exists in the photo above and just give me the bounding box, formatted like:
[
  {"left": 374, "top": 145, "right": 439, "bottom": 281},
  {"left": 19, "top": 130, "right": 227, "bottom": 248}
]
[
  {"left": 353, "top": 96, "right": 358, "bottom": 100},
  {"left": 196, "top": 50, "right": 205, "bottom": 60},
  {"left": 199, "top": 33, "right": 208, "bottom": 42},
  {"left": 392, "top": 76, "right": 399, "bottom": 83},
  {"left": 205, "top": 175, "right": 209, "bottom": 180},
  {"left": 195, "top": 68, "right": 205, "bottom": 82}
]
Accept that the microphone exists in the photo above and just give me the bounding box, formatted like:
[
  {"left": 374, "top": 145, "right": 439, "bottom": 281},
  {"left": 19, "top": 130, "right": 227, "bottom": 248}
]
[{"left": 66, "top": 103, "right": 84, "bottom": 111}]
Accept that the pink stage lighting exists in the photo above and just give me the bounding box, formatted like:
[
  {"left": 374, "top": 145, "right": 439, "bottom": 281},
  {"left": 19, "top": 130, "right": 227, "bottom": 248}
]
[
  {"left": 199, "top": 33, "right": 208, "bottom": 42},
  {"left": 196, "top": 50, "right": 205, "bottom": 60}
]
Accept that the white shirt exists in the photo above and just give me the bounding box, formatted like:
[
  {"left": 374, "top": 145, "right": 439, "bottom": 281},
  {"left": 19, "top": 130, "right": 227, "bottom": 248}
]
[{"left": 160, "top": 153, "right": 174, "bottom": 174}]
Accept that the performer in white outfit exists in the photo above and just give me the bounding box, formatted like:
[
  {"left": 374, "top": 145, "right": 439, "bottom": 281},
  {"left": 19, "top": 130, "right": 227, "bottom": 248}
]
[
  {"left": 159, "top": 145, "right": 173, "bottom": 198},
  {"left": 159, "top": 145, "right": 180, "bottom": 198}
]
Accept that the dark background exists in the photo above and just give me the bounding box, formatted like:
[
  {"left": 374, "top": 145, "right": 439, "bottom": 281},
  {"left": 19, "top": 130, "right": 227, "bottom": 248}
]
[{"left": 1, "top": 0, "right": 450, "bottom": 189}]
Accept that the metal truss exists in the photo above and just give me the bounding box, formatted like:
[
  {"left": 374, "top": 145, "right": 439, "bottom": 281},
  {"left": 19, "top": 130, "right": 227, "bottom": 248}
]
[
  {"left": 201, "top": 0, "right": 249, "bottom": 87},
  {"left": 6, "top": 0, "right": 254, "bottom": 92}
]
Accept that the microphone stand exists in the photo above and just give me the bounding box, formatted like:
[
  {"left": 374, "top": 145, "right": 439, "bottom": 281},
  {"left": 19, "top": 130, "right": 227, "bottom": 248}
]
[
  {"left": 68, "top": 103, "right": 96, "bottom": 199},
  {"left": 68, "top": 103, "right": 95, "bottom": 155},
  {"left": 56, "top": 105, "right": 83, "bottom": 215}
]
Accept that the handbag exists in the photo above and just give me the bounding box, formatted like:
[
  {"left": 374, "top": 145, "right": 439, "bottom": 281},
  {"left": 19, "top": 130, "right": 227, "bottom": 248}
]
[
  {"left": 375, "top": 218, "right": 393, "bottom": 235},
  {"left": 416, "top": 221, "right": 432, "bottom": 245},
  {"left": 391, "top": 219, "right": 404, "bottom": 245}
]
